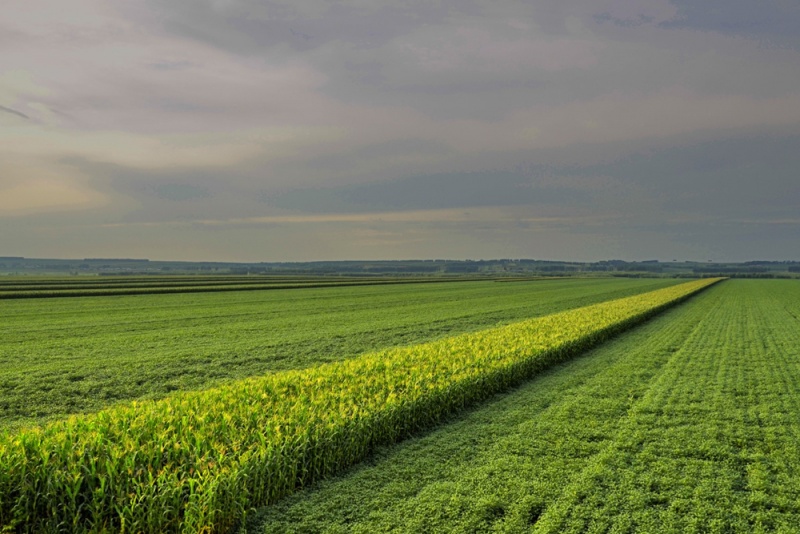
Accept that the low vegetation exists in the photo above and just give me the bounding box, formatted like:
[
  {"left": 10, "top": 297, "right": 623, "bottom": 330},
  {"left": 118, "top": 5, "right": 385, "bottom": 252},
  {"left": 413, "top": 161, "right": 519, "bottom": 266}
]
[
  {"left": 0, "top": 279, "right": 716, "bottom": 533},
  {"left": 0, "top": 278, "right": 677, "bottom": 429},
  {"left": 0, "top": 276, "right": 485, "bottom": 299},
  {"left": 248, "top": 280, "right": 800, "bottom": 533}
]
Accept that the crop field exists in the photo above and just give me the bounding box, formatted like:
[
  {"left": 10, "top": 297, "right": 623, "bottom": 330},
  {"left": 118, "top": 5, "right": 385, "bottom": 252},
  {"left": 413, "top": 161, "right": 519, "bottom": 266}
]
[
  {"left": 0, "top": 275, "right": 490, "bottom": 299},
  {"left": 246, "top": 279, "right": 800, "bottom": 533},
  {"left": 0, "top": 278, "right": 716, "bottom": 532},
  {"left": 0, "top": 277, "right": 677, "bottom": 430}
]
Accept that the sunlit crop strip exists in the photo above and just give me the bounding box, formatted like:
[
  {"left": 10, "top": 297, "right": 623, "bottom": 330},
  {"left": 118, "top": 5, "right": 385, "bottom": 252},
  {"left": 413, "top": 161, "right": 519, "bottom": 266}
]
[{"left": 0, "top": 278, "right": 719, "bottom": 533}]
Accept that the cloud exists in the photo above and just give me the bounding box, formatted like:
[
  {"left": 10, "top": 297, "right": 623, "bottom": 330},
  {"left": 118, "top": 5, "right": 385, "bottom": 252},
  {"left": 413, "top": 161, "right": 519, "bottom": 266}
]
[
  {"left": 267, "top": 169, "right": 592, "bottom": 213},
  {"left": 100, "top": 206, "right": 586, "bottom": 227},
  {"left": 147, "top": 184, "right": 210, "bottom": 201},
  {"left": 594, "top": 12, "right": 654, "bottom": 28},
  {"left": 144, "top": 0, "right": 458, "bottom": 54},
  {"left": 0, "top": 105, "right": 30, "bottom": 120},
  {"left": 253, "top": 130, "right": 800, "bottom": 255},
  {"left": 147, "top": 60, "right": 196, "bottom": 71},
  {"left": 0, "top": 156, "right": 107, "bottom": 217},
  {"left": 0, "top": 179, "right": 105, "bottom": 216},
  {"left": 2, "top": 0, "right": 800, "bottom": 261},
  {"left": 661, "top": 0, "right": 800, "bottom": 47}
]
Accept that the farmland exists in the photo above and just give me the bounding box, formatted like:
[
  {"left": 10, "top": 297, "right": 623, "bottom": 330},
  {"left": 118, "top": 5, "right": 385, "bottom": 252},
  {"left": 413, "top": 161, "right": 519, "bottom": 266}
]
[
  {"left": 0, "top": 277, "right": 678, "bottom": 430},
  {"left": 0, "top": 278, "right": 715, "bottom": 532},
  {"left": 247, "top": 279, "right": 800, "bottom": 533},
  {"left": 0, "top": 275, "right": 489, "bottom": 299},
  {"left": 4, "top": 277, "right": 796, "bottom": 533}
]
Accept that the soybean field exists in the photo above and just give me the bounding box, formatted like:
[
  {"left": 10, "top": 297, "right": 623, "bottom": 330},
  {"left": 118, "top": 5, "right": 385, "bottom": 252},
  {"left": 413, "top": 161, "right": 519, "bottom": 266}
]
[{"left": 248, "top": 279, "right": 800, "bottom": 533}]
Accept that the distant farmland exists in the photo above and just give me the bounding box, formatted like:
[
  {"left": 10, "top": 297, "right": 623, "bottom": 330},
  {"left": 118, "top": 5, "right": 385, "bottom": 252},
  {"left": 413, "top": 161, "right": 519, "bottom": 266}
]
[{"left": 2, "top": 277, "right": 798, "bottom": 532}]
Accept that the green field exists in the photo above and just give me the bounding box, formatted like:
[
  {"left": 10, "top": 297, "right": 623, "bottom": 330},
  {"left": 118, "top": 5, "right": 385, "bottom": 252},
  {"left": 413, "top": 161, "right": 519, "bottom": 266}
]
[
  {"left": 246, "top": 279, "right": 800, "bottom": 533},
  {"left": 0, "top": 275, "right": 490, "bottom": 299},
  {"left": 4, "top": 277, "right": 798, "bottom": 533},
  {"left": 0, "top": 279, "right": 712, "bottom": 532},
  {"left": 0, "top": 277, "right": 676, "bottom": 430}
]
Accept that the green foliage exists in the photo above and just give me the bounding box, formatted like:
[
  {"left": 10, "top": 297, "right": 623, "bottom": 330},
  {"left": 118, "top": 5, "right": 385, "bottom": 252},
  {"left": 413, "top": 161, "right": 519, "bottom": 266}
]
[
  {"left": 0, "top": 278, "right": 678, "bottom": 429},
  {"left": 249, "top": 279, "right": 800, "bottom": 533},
  {"left": 0, "top": 279, "right": 716, "bottom": 533}
]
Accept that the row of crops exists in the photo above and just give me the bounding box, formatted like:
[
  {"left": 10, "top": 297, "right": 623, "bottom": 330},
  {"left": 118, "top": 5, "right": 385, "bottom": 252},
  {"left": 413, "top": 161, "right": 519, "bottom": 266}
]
[
  {"left": 0, "top": 278, "right": 718, "bottom": 532},
  {"left": 0, "top": 276, "right": 485, "bottom": 299},
  {"left": 0, "top": 276, "right": 306, "bottom": 286}
]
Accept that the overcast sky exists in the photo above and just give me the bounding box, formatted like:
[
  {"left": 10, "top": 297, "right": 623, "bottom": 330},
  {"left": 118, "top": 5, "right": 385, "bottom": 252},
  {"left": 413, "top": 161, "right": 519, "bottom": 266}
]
[{"left": 2, "top": 0, "right": 799, "bottom": 262}]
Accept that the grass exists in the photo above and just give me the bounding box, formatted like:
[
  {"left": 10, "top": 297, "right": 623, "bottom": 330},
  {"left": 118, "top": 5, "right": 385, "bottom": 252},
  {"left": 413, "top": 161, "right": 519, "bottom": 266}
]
[
  {"left": 246, "top": 279, "right": 800, "bottom": 533},
  {"left": 0, "top": 278, "right": 678, "bottom": 430},
  {"left": 0, "top": 280, "right": 715, "bottom": 533}
]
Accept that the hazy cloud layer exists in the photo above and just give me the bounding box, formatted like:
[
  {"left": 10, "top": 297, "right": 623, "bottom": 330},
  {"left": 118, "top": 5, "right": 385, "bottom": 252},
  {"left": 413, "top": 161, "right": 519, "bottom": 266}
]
[
  {"left": 663, "top": 0, "right": 800, "bottom": 47},
  {"left": 1, "top": 0, "right": 799, "bottom": 261}
]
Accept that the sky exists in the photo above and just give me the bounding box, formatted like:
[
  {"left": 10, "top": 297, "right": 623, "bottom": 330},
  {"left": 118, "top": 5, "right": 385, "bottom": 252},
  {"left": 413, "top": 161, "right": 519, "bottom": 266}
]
[{"left": 1, "top": 0, "right": 799, "bottom": 262}]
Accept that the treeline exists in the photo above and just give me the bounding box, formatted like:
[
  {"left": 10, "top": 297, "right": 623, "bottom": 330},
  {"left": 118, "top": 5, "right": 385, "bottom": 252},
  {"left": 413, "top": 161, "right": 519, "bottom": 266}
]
[{"left": 2, "top": 257, "right": 799, "bottom": 277}]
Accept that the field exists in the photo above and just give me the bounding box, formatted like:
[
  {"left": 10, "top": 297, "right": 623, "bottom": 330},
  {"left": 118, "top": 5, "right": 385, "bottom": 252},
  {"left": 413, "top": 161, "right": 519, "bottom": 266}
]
[
  {"left": 0, "top": 277, "right": 677, "bottom": 430},
  {"left": 0, "top": 277, "right": 714, "bottom": 532},
  {"left": 0, "top": 276, "right": 490, "bottom": 299},
  {"left": 4, "top": 277, "right": 797, "bottom": 532},
  {"left": 246, "top": 279, "right": 800, "bottom": 533}
]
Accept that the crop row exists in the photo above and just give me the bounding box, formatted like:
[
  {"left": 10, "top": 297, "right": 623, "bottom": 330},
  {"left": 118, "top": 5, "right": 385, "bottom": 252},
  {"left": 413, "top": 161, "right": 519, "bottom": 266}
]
[
  {"left": 0, "top": 278, "right": 486, "bottom": 300},
  {"left": 0, "top": 278, "right": 719, "bottom": 533},
  {"left": 533, "top": 280, "right": 800, "bottom": 532},
  {"left": 0, "top": 276, "right": 412, "bottom": 290},
  {"left": 0, "top": 276, "right": 320, "bottom": 285},
  {"left": 0, "top": 280, "right": 327, "bottom": 292}
]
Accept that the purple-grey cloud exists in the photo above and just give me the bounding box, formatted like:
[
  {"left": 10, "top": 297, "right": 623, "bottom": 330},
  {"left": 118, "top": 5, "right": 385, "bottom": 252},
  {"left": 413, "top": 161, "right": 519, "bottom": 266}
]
[
  {"left": 1, "top": 0, "right": 800, "bottom": 262},
  {"left": 0, "top": 105, "right": 30, "bottom": 120},
  {"left": 661, "top": 0, "right": 800, "bottom": 47}
]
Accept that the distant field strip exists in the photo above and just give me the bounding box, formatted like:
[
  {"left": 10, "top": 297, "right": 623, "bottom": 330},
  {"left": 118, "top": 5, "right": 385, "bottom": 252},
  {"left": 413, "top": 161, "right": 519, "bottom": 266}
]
[
  {"left": 249, "top": 279, "right": 800, "bottom": 533},
  {"left": 0, "top": 276, "right": 489, "bottom": 299},
  {"left": 0, "top": 278, "right": 717, "bottom": 533},
  {"left": 0, "top": 278, "right": 678, "bottom": 429}
]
